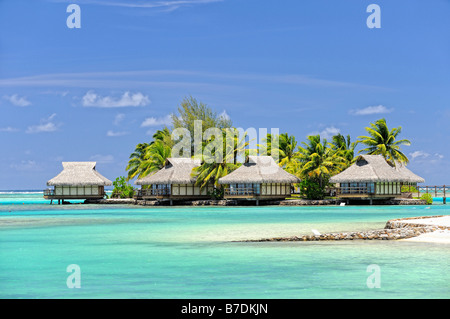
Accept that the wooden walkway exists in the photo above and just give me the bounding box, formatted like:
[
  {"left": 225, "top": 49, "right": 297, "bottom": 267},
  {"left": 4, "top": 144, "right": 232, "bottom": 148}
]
[{"left": 403, "top": 185, "right": 448, "bottom": 203}]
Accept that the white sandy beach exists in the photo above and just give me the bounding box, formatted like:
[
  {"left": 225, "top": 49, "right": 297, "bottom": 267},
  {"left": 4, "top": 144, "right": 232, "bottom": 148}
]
[{"left": 400, "top": 216, "right": 450, "bottom": 243}]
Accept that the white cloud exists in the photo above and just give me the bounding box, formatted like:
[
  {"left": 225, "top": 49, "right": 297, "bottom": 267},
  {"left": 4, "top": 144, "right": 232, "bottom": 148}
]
[
  {"left": 3, "top": 94, "right": 31, "bottom": 107},
  {"left": 350, "top": 105, "right": 393, "bottom": 116},
  {"left": 141, "top": 115, "right": 172, "bottom": 127},
  {"left": 71, "top": 0, "right": 223, "bottom": 11},
  {"left": 82, "top": 91, "right": 150, "bottom": 108},
  {"left": 0, "top": 126, "right": 19, "bottom": 132},
  {"left": 410, "top": 151, "right": 430, "bottom": 160},
  {"left": 410, "top": 151, "right": 444, "bottom": 163},
  {"left": 219, "top": 110, "right": 231, "bottom": 121},
  {"left": 89, "top": 154, "right": 114, "bottom": 164},
  {"left": 0, "top": 69, "right": 387, "bottom": 91},
  {"left": 40, "top": 90, "right": 69, "bottom": 97},
  {"left": 106, "top": 130, "right": 129, "bottom": 137},
  {"left": 309, "top": 126, "right": 340, "bottom": 140},
  {"left": 113, "top": 113, "right": 125, "bottom": 125},
  {"left": 10, "top": 160, "right": 39, "bottom": 171},
  {"left": 26, "top": 113, "right": 60, "bottom": 134}
]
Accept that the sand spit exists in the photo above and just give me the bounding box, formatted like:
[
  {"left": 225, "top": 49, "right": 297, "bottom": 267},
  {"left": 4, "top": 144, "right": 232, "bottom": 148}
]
[{"left": 241, "top": 215, "right": 450, "bottom": 243}]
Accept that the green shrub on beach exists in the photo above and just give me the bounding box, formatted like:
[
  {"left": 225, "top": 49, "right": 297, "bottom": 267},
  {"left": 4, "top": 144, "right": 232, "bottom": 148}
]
[
  {"left": 299, "top": 179, "right": 326, "bottom": 200},
  {"left": 208, "top": 187, "right": 224, "bottom": 200},
  {"left": 420, "top": 193, "right": 433, "bottom": 205},
  {"left": 112, "top": 176, "right": 135, "bottom": 198}
]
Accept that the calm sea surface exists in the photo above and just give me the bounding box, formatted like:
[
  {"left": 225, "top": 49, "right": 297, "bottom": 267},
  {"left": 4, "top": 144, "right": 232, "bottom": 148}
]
[{"left": 0, "top": 192, "right": 448, "bottom": 298}]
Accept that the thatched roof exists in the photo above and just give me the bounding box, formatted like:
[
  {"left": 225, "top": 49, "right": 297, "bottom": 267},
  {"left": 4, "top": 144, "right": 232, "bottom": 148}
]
[
  {"left": 218, "top": 156, "right": 300, "bottom": 184},
  {"left": 394, "top": 162, "right": 426, "bottom": 183},
  {"left": 135, "top": 158, "right": 201, "bottom": 185},
  {"left": 329, "top": 155, "right": 425, "bottom": 184},
  {"left": 47, "top": 162, "right": 112, "bottom": 186}
]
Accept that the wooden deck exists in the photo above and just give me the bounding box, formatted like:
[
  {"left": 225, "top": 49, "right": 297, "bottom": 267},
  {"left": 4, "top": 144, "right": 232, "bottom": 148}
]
[
  {"left": 332, "top": 185, "right": 448, "bottom": 204},
  {"left": 43, "top": 189, "right": 106, "bottom": 204}
]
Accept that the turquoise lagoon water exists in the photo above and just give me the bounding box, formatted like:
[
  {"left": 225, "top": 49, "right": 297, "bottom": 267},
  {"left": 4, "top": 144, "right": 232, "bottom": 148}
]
[{"left": 0, "top": 192, "right": 449, "bottom": 299}]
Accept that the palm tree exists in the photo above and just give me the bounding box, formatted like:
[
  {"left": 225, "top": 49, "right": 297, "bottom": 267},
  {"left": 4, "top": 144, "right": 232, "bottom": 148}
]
[
  {"left": 192, "top": 128, "right": 248, "bottom": 189},
  {"left": 295, "top": 135, "right": 347, "bottom": 188},
  {"left": 126, "top": 143, "right": 149, "bottom": 181},
  {"left": 276, "top": 133, "right": 298, "bottom": 167},
  {"left": 139, "top": 140, "right": 172, "bottom": 178},
  {"left": 125, "top": 128, "right": 173, "bottom": 181},
  {"left": 150, "top": 127, "right": 173, "bottom": 148},
  {"left": 258, "top": 132, "right": 297, "bottom": 168},
  {"left": 331, "top": 133, "right": 357, "bottom": 167},
  {"left": 357, "top": 118, "right": 410, "bottom": 165}
]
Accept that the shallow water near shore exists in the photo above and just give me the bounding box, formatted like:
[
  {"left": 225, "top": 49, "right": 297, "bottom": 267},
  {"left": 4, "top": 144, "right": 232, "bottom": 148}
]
[{"left": 0, "top": 192, "right": 449, "bottom": 298}]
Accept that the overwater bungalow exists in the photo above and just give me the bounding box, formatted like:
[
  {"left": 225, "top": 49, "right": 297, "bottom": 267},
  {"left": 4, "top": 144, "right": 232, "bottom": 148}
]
[
  {"left": 218, "top": 156, "right": 301, "bottom": 204},
  {"left": 44, "top": 162, "right": 112, "bottom": 204},
  {"left": 329, "top": 155, "right": 425, "bottom": 204},
  {"left": 135, "top": 158, "right": 214, "bottom": 203}
]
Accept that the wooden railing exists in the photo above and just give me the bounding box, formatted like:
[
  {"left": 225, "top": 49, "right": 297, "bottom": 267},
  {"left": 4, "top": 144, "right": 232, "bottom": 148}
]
[
  {"left": 44, "top": 189, "right": 54, "bottom": 196},
  {"left": 224, "top": 187, "right": 260, "bottom": 196},
  {"left": 401, "top": 185, "right": 448, "bottom": 198},
  {"left": 137, "top": 188, "right": 171, "bottom": 197},
  {"left": 43, "top": 187, "right": 106, "bottom": 197},
  {"left": 336, "top": 186, "right": 375, "bottom": 195}
]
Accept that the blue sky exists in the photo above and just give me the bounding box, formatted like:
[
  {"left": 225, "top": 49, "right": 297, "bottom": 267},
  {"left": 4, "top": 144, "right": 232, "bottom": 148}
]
[{"left": 0, "top": 0, "right": 449, "bottom": 189}]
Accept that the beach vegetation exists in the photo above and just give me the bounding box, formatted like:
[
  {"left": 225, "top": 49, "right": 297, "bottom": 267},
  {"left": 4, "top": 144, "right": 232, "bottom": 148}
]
[
  {"left": 125, "top": 98, "right": 417, "bottom": 202},
  {"left": 294, "top": 135, "right": 347, "bottom": 189},
  {"left": 357, "top": 118, "right": 411, "bottom": 165},
  {"left": 420, "top": 193, "right": 433, "bottom": 205},
  {"left": 126, "top": 128, "right": 172, "bottom": 181},
  {"left": 112, "top": 176, "right": 135, "bottom": 198},
  {"left": 260, "top": 132, "right": 298, "bottom": 169},
  {"left": 171, "top": 96, "right": 232, "bottom": 154},
  {"left": 331, "top": 133, "right": 358, "bottom": 167},
  {"left": 298, "top": 178, "right": 327, "bottom": 200},
  {"left": 192, "top": 128, "right": 249, "bottom": 191}
]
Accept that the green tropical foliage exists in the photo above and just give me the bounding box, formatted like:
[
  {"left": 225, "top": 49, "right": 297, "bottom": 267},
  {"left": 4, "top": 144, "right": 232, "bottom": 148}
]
[
  {"left": 357, "top": 118, "right": 411, "bottom": 165},
  {"left": 125, "top": 142, "right": 150, "bottom": 181},
  {"left": 401, "top": 185, "right": 418, "bottom": 193},
  {"left": 257, "top": 132, "right": 299, "bottom": 176},
  {"left": 125, "top": 96, "right": 415, "bottom": 202},
  {"left": 171, "top": 96, "right": 232, "bottom": 153},
  {"left": 298, "top": 179, "right": 326, "bottom": 200},
  {"left": 295, "top": 135, "right": 347, "bottom": 188},
  {"left": 126, "top": 128, "right": 172, "bottom": 181},
  {"left": 192, "top": 128, "right": 248, "bottom": 190},
  {"left": 420, "top": 193, "right": 433, "bottom": 205},
  {"left": 278, "top": 133, "right": 298, "bottom": 167},
  {"left": 331, "top": 133, "right": 357, "bottom": 166},
  {"left": 111, "top": 176, "right": 135, "bottom": 198}
]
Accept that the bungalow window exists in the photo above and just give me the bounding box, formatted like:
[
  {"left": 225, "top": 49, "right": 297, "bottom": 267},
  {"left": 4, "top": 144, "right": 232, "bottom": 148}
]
[
  {"left": 151, "top": 184, "right": 170, "bottom": 195},
  {"left": 341, "top": 183, "right": 349, "bottom": 194},
  {"left": 253, "top": 183, "right": 261, "bottom": 195},
  {"left": 340, "top": 182, "right": 374, "bottom": 194},
  {"left": 229, "top": 183, "right": 259, "bottom": 195}
]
